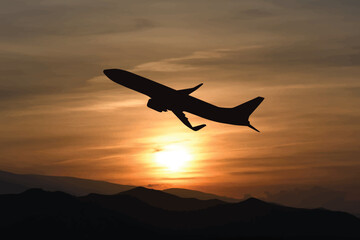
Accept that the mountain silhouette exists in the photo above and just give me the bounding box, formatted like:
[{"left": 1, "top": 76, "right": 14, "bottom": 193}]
[
  {"left": 2, "top": 188, "right": 357, "bottom": 239},
  {"left": 2, "top": 169, "right": 360, "bottom": 219},
  {"left": 0, "top": 189, "right": 156, "bottom": 240},
  {"left": 0, "top": 169, "right": 134, "bottom": 195},
  {"left": 116, "top": 186, "right": 225, "bottom": 211},
  {"left": 163, "top": 187, "right": 240, "bottom": 202},
  {"left": 0, "top": 170, "right": 238, "bottom": 204},
  {"left": 262, "top": 186, "right": 360, "bottom": 218},
  {"left": 82, "top": 190, "right": 360, "bottom": 238}
]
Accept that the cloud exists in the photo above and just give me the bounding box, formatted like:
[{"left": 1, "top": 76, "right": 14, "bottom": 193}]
[
  {"left": 236, "top": 9, "right": 274, "bottom": 19},
  {"left": 230, "top": 169, "right": 291, "bottom": 176},
  {"left": 0, "top": 1, "right": 156, "bottom": 40},
  {"left": 0, "top": 51, "right": 101, "bottom": 102},
  {"left": 132, "top": 39, "right": 360, "bottom": 76},
  {"left": 146, "top": 183, "right": 171, "bottom": 189},
  {"left": 268, "top": 0, "right": 360, "bottom": 12},
  {"left": 132, "top": 49, "right": 235, "bottom": 72}
]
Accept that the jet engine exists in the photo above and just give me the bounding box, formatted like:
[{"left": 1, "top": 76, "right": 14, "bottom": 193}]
[{"left": 147, "top": 98, "right": 167, "bottom": 112}]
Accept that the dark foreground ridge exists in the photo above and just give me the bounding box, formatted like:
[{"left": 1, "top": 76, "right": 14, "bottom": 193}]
[
  {"left": 1, "top": 188, "right": 359, "bottom": 240},
  {"left": 116, "top": 186, "right": 226, "bottom": 211}
]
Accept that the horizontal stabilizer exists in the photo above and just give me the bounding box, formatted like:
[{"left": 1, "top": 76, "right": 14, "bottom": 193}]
[{"left": 177, "top": 83, "right": 203, "bottom": 95}]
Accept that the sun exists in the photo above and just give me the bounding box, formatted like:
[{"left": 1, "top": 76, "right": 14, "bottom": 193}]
[{"left": 154, "top": 145, "right": 192, "bottom": 172}]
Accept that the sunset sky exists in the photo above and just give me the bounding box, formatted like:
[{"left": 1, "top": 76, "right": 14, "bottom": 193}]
[{"left": 0, "top": 0, "right": 359, "bottom": 199}]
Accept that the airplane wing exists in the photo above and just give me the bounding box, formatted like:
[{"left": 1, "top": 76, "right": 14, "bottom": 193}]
[
  {"left": 177, "top": 83, "right": 203, "bottom": 95},
  {"left": 172, "top": 109, "right": 206, "bottom": 131}
]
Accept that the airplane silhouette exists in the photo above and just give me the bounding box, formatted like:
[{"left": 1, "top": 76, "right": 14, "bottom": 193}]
[{"left": 103, "top": 69, "right": 264, "bottom": 131}]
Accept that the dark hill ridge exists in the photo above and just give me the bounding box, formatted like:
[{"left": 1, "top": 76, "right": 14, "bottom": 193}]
[
  {"left": 2, "top": 188, "right": 358, "bottom": 239},
  {"left": 0, "top": 170, "right": 238, "bottom": 203},
  {"left": 117, "top": 186, "right": 225, "bottom": 211},
  {"left": 0, "top": 170, "right": 236, "bottom": 203},
  {"left": 82, "top": 189, "right": 360, "bottom": 237},
  {"left": 80, "top": 187, "right": 227, "bottom": 226},
  {"left": 0, "top": 189, "right": 156, "bottom": 240},
  {"left": 164, "top": 187, "right": 240, "bottom": 202},
  {"left": 1, "top": 169, "right": 360, "bottom": 219}
]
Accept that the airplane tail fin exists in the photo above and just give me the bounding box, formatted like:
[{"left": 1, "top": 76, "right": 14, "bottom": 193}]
[{"left": 234, "top": 97, "right": 264, "bottom": 132}]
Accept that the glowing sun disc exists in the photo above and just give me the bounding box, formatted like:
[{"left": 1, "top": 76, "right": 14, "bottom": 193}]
[{"left": 155, "top": 145, "right": 192, "bottom": 172}]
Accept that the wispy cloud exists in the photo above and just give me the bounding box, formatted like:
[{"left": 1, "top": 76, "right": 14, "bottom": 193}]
[{"left": 132, "top": 48, "right": 236, "bottom": 72}]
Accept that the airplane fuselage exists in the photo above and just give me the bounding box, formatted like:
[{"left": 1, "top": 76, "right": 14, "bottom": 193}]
[
  {"left": 104, "top": 69, "right": 264, "bottom": 131},
  {"left": 104, "top": 69, "right": 246, "bottom": 125}
]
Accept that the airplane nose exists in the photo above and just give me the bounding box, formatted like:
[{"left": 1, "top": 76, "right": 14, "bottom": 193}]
[{"left": 103, "top": 69, "right": 113, "bottom": 78}]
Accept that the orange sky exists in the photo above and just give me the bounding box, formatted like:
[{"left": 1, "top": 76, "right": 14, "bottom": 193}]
[{"left": 0, "top": 0, "right": 359, "bottom": 199}]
